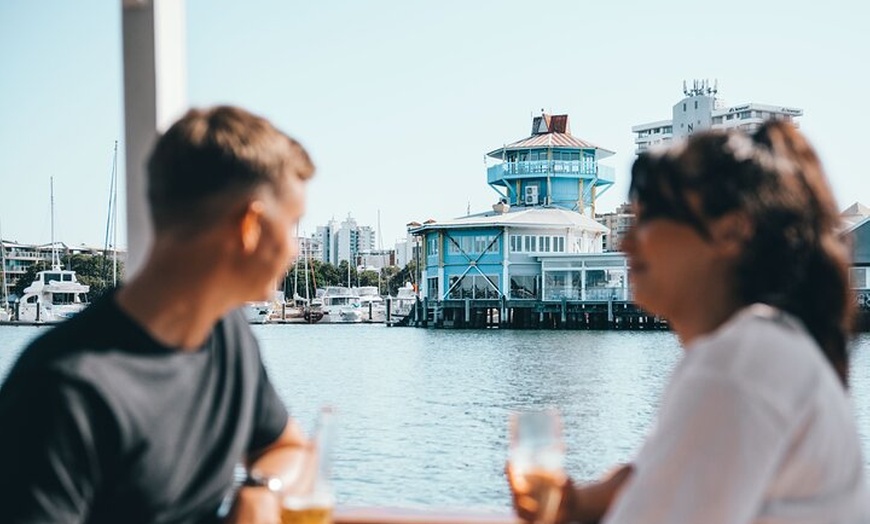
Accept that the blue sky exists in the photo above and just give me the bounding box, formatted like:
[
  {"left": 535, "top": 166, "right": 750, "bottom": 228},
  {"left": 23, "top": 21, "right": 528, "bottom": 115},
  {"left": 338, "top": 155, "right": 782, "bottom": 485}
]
[{"left": 1, "top": 0, "right": 868, "bottom": 249}]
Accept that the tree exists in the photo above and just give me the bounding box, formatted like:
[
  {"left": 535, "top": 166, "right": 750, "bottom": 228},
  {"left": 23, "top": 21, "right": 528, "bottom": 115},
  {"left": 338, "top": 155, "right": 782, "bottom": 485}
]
[
  {"left": 11, "top": 262, "right": 47, "bottom": 298},
  {"left": 380, "top": 265, "right": 400, "bottom": 295},
  {"left": 336, "top": 261, "right": 357, "bottom": 287},
  {"left": 11, "top": 253, "right": 124, "bottom": 301},
  {"left": 66, "top": 253, "right": 125, "bottom": 300},
  {"left": 358, "top": 270, "right": 379, "bottom": 288},
  {"left": 284, "top": 259, "right": 416, "bottom": 295},
  {"left": 386, "top": 261, "right": 417, "bottom": 296}
]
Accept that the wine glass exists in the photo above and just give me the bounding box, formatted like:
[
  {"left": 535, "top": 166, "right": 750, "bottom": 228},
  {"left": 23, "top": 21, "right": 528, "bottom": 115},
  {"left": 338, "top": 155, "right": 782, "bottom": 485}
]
[
  {"left": 508, "top": 409, "right": 566, "bottom": 524},
  {"left": 281, "top": 406, "right": 336, "bottom": 524}
]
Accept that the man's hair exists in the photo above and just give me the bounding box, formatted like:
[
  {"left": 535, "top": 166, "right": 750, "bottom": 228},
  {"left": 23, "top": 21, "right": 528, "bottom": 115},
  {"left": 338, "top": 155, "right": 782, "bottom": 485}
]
[{"left": 146, "top": 105, "right": 315, "bottom": 231}]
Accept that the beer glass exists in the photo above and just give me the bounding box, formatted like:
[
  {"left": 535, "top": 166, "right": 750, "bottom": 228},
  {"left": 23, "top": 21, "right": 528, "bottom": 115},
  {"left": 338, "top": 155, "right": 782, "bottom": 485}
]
[
  {"left": 281, "top": 407, "right": 336, "bottom": 524},
  {"left": 508, "top": 409, "right": 566, "bottom": 524}
]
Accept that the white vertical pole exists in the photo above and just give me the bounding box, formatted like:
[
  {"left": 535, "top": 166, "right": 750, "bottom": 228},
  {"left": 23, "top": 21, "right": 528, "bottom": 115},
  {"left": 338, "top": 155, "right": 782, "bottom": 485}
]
[
  {"left": 501, "top": 226, "right": 509, "bottom": 299},
  {"left": 122, "top": 0, "right": 188, "bottom": 277}
]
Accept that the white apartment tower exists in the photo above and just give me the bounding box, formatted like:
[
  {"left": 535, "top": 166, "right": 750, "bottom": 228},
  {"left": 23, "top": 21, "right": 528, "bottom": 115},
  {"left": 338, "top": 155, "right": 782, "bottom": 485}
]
[
  {"left": 632, "top": 80, "right": 803, "bottom": 155},
  {"left": 316, "top": 214, "right": 377, "bottom": 266},
  {"left": 316, "top": 218, "right": 340, "bottom": 265},
  {"left": 336, "top": 214, "right": 358, "bottom": 264}
]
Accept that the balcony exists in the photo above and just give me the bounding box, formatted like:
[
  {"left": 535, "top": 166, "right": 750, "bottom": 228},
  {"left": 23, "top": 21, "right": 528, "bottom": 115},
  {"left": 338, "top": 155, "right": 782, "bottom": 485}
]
[{"left": 487, "top": 161, "right": 615, "bottom": 186}]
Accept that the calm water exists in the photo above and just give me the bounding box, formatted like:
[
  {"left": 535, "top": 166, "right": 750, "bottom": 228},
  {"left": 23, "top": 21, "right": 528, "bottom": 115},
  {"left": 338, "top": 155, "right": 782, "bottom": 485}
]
[{"left": 2, "top": 324, "right": 869, "bottom": 511}]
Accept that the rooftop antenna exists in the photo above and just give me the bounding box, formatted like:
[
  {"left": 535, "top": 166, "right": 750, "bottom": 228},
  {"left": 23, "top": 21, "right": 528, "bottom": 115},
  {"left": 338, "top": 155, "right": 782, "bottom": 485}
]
[
  {"left": 683, "top": 79, "right": 689, "bottom": 96},
  {"left": 466, "top": 200, "right": 471, "bottom": 216}
]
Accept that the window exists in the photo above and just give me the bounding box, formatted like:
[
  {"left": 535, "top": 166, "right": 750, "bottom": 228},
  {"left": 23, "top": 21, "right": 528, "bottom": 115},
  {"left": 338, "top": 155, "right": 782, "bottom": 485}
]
[
  {"left": 544, "top": 271, "right": 572, "bottom": 300},
  {"left": 427, "top": 236, "right": 439, "bottom": 256},
  {"left": 538, "top": 236, "right": 550, "bottom": 252},
  {"left": 427, "top": 277, "right": 439, "bottom": 299},
  {"left": 510, "top": 275, "right": 538, "bottom": 299},
  {"left": 474, "top": 236, "right": 488, "bottom": 253},
  {"left": 510, "top": 235, "right": 521, "bottom": 253},
  {"left": 851, "top": 268, "right": 868, "bottom": 289},
  {"left": 448, "top": 274, "right": 500, "bottom": 299},
  {"left": 448, "top": 238, "right": 460, "bottom": 254},
  {"left": 52, "top": 292, "right": 77, "bottom": 305},
  {"left": 461, "top": 236, "right": 473, "bottom": 253},
  {"left": 524, "top": 235, "right": 534, "bottom": 252}
]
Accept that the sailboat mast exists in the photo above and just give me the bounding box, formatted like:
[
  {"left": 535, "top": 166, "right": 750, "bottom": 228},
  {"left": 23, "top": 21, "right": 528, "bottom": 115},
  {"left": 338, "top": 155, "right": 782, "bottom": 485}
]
[
  {"left": 377, "top": 209, "right": 383, "bottom": 295},
  {"left": 50, "top": 177, "right": 59, "bottom": 270},
  {"left": 112, "top": 140, "right": 118, "bottom": 286},
  {"left": 293, "top": 224, "right": 300, "bottom": 301},
  {"left": 304, "top": 240, "right": 311, "bottom": 302},
  {"left": 0, "top": 218, "right": 8, "bottom": 309}
]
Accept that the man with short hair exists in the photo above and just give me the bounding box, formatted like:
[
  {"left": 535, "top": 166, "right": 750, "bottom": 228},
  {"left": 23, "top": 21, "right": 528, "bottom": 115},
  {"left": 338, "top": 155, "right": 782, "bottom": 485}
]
[{"left": 0, "top": 106, "right": 314, "bottom": 523}]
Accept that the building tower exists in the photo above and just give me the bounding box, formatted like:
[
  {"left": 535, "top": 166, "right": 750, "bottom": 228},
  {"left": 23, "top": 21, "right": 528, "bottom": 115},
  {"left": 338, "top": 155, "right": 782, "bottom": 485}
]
[
  {"left": 411, "top": 112, "right": 613, "bottom": 304},
  {"left": 632, "top": 80, "right": 803, "bottom": 155},
  {"left": 485, "top": 112, "right": 615, "bottom": 217}
]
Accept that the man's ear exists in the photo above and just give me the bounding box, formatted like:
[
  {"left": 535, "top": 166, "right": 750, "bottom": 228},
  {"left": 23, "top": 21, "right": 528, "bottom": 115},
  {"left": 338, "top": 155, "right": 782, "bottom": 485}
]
[
  {"left": 240, "top": 200, "right": 266, "bottom": 254},
  {"left": 710, "top": 211, "right": 752, "bottom": 258}
]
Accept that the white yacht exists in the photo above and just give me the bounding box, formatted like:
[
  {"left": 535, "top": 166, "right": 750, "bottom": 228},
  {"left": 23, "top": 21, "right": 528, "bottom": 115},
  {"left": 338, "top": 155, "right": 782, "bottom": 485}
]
[
  {"left": 389, "top": 283, "right": 419, "bottom": 321},
  {"left": 356, "top": 286, "right": 386, "bottom": 323},
  {"left": 320, "top": 286, "right": 363, "bottom": 323},
  {"left": 17, "top": 268, "right": 90, "bottom": 323}
]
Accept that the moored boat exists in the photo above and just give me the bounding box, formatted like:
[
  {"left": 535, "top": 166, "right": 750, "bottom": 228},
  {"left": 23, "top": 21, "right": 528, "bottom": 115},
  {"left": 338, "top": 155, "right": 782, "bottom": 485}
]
[
  {"left": 243, "top": 301, "right": 274, "bottom": 324},
  {"left": 391, "top": 283, "right": 418, "bottom": 318},
  {"left": 356, "top": 286, "right": 386, "bottom": 323},
  {"left": 16, "top": 268, "right": 90, "bottom": 323},
  {"left": 320, "top": 286, "right": 363, "bottom": 323}
]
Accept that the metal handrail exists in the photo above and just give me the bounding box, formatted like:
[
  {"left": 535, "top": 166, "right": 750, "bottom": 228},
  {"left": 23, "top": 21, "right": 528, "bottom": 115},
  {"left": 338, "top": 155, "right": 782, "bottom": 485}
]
[
  {"left": 487, "top": 162, "right": 615, "bottom": 184},
  {"left": 335, "top": 507, "right": 517, "bottom": 524}
]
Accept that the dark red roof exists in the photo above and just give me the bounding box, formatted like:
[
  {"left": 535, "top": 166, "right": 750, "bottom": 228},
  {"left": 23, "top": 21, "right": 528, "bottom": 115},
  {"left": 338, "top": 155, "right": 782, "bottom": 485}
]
[{"left": 488, "top": 113, "right": 614, "bottom": 158}]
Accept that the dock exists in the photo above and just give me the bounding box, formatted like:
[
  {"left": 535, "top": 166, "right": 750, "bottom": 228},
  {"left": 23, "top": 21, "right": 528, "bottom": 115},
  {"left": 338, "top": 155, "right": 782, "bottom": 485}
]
[{"left": 390, "top": 297, "right": 667, "bottom": 330}]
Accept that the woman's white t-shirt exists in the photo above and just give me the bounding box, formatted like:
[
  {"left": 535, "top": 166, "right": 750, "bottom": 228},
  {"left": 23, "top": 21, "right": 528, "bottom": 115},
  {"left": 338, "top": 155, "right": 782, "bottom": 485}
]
[{"left": 603, "top": 304, "right": 870, "bottom": 524}]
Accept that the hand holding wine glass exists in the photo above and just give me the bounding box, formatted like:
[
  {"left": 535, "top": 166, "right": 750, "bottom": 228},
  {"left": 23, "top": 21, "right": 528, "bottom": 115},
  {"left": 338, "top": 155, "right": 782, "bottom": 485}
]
[{"left": 507, "top": 409, "right": 567, "bottom": 524}]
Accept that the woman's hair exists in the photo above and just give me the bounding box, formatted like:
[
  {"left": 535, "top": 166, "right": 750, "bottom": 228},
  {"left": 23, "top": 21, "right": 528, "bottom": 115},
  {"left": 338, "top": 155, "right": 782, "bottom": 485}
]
[{"left": 630, "top": 120, "right": 854, "bottom": 385}]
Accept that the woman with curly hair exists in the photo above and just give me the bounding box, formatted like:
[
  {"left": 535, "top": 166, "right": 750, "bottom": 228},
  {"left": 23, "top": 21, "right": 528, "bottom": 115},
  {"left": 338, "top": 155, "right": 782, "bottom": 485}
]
[{"left": 509, "top": 120, "right": 869, "bottom": 523}]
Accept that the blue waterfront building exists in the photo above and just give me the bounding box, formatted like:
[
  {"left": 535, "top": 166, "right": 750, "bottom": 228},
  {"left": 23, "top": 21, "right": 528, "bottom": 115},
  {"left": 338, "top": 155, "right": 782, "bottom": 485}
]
[
  {"left": 411, "top": 113, "right": 631, "bottom": 317},
  {"left": 486, "top": 113, "right": 615, "bottom": 215}
]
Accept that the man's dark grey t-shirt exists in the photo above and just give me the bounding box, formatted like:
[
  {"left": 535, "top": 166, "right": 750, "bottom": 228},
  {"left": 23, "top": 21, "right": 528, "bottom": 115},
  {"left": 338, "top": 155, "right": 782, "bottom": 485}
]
[{"left": 0, "top": 292, "right": 289, "bottom": 523}]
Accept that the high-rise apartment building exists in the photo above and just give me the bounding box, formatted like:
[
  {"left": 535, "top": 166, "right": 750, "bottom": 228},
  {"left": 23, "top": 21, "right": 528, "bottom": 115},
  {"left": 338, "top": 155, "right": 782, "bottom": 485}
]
[
  {"left": 595, "top": 203, "right": 634, "bottom": 252},
  {"left": 632, "top": 80, "right": 803, "bottom": 155},
  {"left": 315, "top": 214, "right": 378, "bottom": 266}
]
